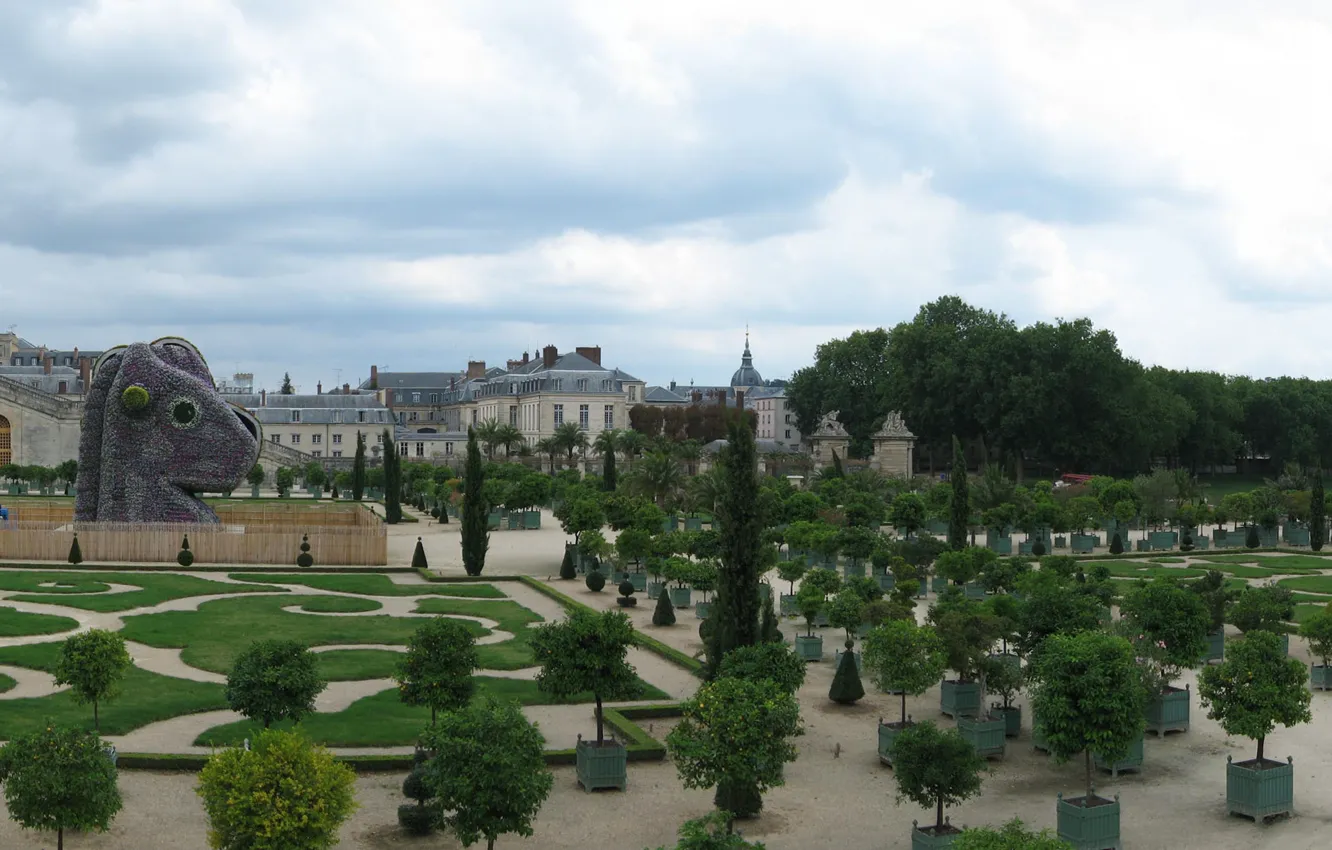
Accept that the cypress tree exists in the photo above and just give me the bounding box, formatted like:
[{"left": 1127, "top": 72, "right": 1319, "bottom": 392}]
[
  {"left": 759, "top": 590, "right": 782, "bottom": 643},
  {"left": 352, "top": 432, "right": 367, "bottom": 501},
  {"left": 1245, "top": 525, "right": 1261, "bottom": 549},
  {"left": 461, "top": 427, "right": 489, "bottom": 576},
  {"left": 603, "top": 448, "right": 617, "bottom": 492},
  {"left": 67, "top": 533, "right": 83, "bottom": 565},
  {"left": 1109, "top": 531, "right": 1124, "bottom": 555},
  {"left": 652, "top": 585, "right": 677, "bottom": 626},
  {"left": 559, "top": 547, "right": 576, "bottom": 580},
  {"left": 383, "top": 429, "right": 403, "bottom": 524},
  {"left": 705, "top": 416, "right": 762, "bottom": 679},
  {"left": 948, "top": 435, "right": 969, "bottom": 551},
  {"left": 1312, "top": 472, "right": 1326, "bottom": 552},
  {"left": 829, "top": 642, "right": 865, "bottom": 704},
  {"left": 411, "top": 537, "right": 429, "bottom": 569}
]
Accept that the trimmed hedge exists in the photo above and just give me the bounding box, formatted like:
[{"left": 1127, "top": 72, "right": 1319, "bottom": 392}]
[{"left": 0, "top": 562, "right": 415, "bottom": 575}]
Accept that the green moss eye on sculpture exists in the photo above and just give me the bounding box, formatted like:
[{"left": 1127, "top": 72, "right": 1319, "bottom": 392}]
[
  {"left": 169, "top": 397, "right": 201, "bottom": 429},
  {"left": 121, "top": 385, "right": 150, "bottom": 411}
]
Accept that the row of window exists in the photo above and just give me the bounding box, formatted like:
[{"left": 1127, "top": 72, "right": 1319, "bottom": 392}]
[
  {"left": 269, "top": 432, "right": 387, "bottom": 446},
  {"left": 551, "top": 404, "right": 614, "bottom": 430},
  {"left": 399, "top": 442, "right": 453, "bottom": 457},
  {"left": 288, "top": 410, "right": 381, "bottom": 423},
  {"left": 393, "top": 382, "right": 642, "bottom": 405}
]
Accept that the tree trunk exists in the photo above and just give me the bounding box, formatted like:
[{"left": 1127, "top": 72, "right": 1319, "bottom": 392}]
[
  {"left": 936, "top": 795, "right": 944, "bottom": 830},
  {"left": 59, "top": 828, "right": 63, "bottom": 850},
  {"left": 901, "top": 691, "right": 908, "bottom": 726},
  {"left": 1257, "top": 735, "right": 1265, "bottom": 762},
  {"left": 94, "top": 700, "right": 99, "bottom": 731},
  {"left": 595, "top": 694, "right": 604, "bottom": 744},
  {"left": 1084, "top": 749, "right": 1093, "bottom": 802}
]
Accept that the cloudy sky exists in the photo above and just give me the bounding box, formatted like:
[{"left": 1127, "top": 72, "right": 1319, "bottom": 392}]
[{"left": 4, "top": 1, "right": 1332, "bottom": 392}]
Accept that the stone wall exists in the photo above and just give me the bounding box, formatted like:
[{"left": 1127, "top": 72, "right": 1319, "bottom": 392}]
[{"left": 0, "top": 376, "right": 82, "bottom": 467}]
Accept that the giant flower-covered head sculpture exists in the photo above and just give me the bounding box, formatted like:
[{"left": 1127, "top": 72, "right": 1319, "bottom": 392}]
[{"left": 74, "top": 338, "right": 260, "bottom": 523}]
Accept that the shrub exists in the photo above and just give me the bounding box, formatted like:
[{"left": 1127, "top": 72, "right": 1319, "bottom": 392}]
[
  {"left": 829, "top": 646, "right": 865, "bottom": 705},
  {"left": 398, "top": 766, "right": 435, "bottom": 836},
  {"left": 1298, "top": 608, "right": 1332, "bottom": 669},
  {"left": 67, "top": 533, "right": 83, "bottom": 565},
  {"left": 296, "top": 534, "right": 314, "bottom": 568},
  {"left": 952, "top": 818, "right": 1074, "bottom": 850},
  {"left": 1031, "top": 537, "right": 1046, "bottom": 557},
  {"left": 618, "top": 579, "right": 636, "bottom": 598},
  {"left": 653, "top": 585, "right": 677, "bottom": 626},
  {"left": 560, "top": 547, "right": 576, "bottom": 580},
  {"left": 225, "top": 639, "right": 327, "bottom": 728},
  {"left": 411, "top": 537, "right": 429, "bottom": 569},
  {"left": 0, "top": 724, "right": 122, "bottom": 849},
  {"left": 1245, "top": 525, "right": 1260, "bottom": 549},
  {"left": 1108, "top": 532, "right": 1123, "bottom": 555},
  {"left": 585, "top": 570, "right": 607, "bottom": 592},
  {"left": 890, "top": 721, "right": 985, "bottom": 834},
  {"left": 718, "top": 642, "right": 806, "bottom": 696},
  {"left": 759, "top": 591, "right": 782, "bottom": 643},
  {"left": 177, "top": 534, "right": 194, "bottom": 567},
  {"left": 1198, "top": 630, "right": 1311, "bottom": 762},
  {"left": 1228, "top": 583, "right": 1294, "bottom": 635}
]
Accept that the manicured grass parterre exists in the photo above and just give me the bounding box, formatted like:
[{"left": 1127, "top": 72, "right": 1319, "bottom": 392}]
[
  {"left": 1197, "top": 554, "right": 1332, "bottom": 571},
  {"left": 294, "top": 596, "right": 382, "bottom": 613},
  {"left": 0, "top": 672, "right": 14, "bottom": 694},
  {"left": 1276, "top": 576, "right": 1332, "bottom": 594},
  {"left": 1, "top": 571, "right": 283, "bottom": 612},
  {"left": 0, "top": 605, "right": 79, "bottom": 637},
  {"left": 194, "top": 676, "right": 671, "bottom": 748},
  {"left": 1101, "top": 564, "right": 1205, "bottom": 580},
  {"left": 0, "top": 643, "right": 227, "bottom": 739},
  {"left": 316, "top": 649, "right": 407, "bottom": 681},
  {"left": 227, "top": 573, "right": 506, "bottom": 599}
]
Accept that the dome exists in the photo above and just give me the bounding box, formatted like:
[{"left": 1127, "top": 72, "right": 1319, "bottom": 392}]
[{"left": 729, "top": 334, "right": 763, "bottom": 387}]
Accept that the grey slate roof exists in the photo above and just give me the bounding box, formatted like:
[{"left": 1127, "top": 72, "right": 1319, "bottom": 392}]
[
  {"left": 645, "top": 385, "right": 689, "bottom": 404},
  {"left": 360, "top": 371, "right": 465, "bottom": 391},
  {"left": 701, "top": 438, "right": 800, "bottom": 455},
  {"left": 232, "top": 393, "right": 385, "bottom": 409}
]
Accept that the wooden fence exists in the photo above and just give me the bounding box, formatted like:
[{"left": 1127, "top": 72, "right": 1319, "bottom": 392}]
[{"left": 0, "top": 518, "right": 386, "bottom": 566}]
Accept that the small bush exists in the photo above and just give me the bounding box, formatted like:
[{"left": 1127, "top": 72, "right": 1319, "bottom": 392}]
[
  {"left": 653, "top": 586, "right": 677, "bottom": 626},
  {"left": 1245, "top": 526, "right": 1261, "bottom": 549},
  {"left": 411, "top": 537, "right": 429, "bottom": 569},
  {"left": 1109, "top": 532, "right": 1124, "bottom": 555},
  {"left": 68, "top": 533, "right": 83, "bottom": 565},
  {"left": 585, "top": 570, "right": 606, "bottom": 592},
  {"left": 829, "top": 644, "right": 865, "bottom": 705},
  {"left": 618, "top": 579, "right": 636, "bottom": 597},
  {"left": 397, "top": 804, "right": 434, "bottom": 835},
  {"left": 177, "top": 534, "right": 194, "bottom": 567},
  {"left": 559, "top": 548, "right": 576, "bottom": 580},
  {"left": 1031, "top": 538, "right": 1046, "bottom": 557},
  {"left": 296, "top": 534, "right": 314, "bottom": 568}
]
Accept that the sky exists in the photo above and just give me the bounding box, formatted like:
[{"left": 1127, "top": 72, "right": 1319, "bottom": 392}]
[{"left": 4, "top": 1, "right": 1332, "bottom": 393}]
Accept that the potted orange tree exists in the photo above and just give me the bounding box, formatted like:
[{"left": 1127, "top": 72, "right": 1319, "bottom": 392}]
[
  {"left": 890, "top": 721, "right": 987, "bottom": 849},
  {"left": 865, "top": 619, "right": 946, "bottom": 767},
  {"left": 1119, "top": 577, "right": 1209, "bottom": 738}
]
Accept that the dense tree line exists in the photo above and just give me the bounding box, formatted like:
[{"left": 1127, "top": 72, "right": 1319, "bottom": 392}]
[{"left": 787, "top": 296, "right": 1332, "bottom": 476}]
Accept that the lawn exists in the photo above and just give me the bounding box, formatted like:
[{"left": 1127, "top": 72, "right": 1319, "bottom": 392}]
[
  {"left": 194, "top": 676, "right": 671, "bottom": 748},
  {"left": 0, "top": 605, "right": 79, "bottom": 637},
  {"left": 0, "top": 643, "right": 227, "bottom": 739},
  {"left": 0, "top": 673, "right": 14, "bottom": 694},
  {"left": 1147, "top": 557, "right": 1187, "bottom": 564},
  {"left": 121, "top": 594, "right": 546, "bottom": 674},
  {"left": 1, "top": 571, "right": 283, "bottom": 612},
  {"left": 1101, "top": 564, "right": 1205, "bottom": 580},
  {"left": 317, "top": 649, "right": 406, "bottom": 681},
  {"left": 1195, "top": 474, "right": 1268, "bottom": 501},
  {"left": 296, "top": 596, "right": 382, "bottom": 613},
  {"left": 1195, "top": 555, "right": 1332, "bottom": 571},
  {"left": 228, "top": 573, "right": 506, "bottom": 599},
  {"left": 1277, "top": 576, "right": 1332, "bottom": 594},
  {"left": 1293, "top": 604, "right": 1328, "bottom": 625}
]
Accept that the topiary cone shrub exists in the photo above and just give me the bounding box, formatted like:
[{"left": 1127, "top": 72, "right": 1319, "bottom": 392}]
[
  {"left": 1181, "top": 533, "right": 1194, "bottom": 552},
  {"left": 397, "top": 765, "right": 435, "bottom": 836},
  {"left": 585, "top": 570, "right": 606, "bottom": 592},
  {"left": 1032, "top": 538, "right": 1046, "bottom": 557},
  {"left": 297, "top": 534, "right": 314, "bottom": 568},
  {"left": 560, "top": 547, "right": 576, "bottom": 580},
  {"left": 430, "top": 505, "right": 441, "bottom": 519},
  {"left": 1245, "top": 525, "right": 1261, "bottom": 549},
  {"left": 411, "top": 537, "right": 428, "bottom": 569},
  {"left": 830, "top": 639, "right": 865, "bottom": 704},
  {"left": 618, "top": 579, "right": 638, "bottom": 607},
  {"left": 653, "top": 585, "right": 677, "bottom": 626},
  {"left": 68, "top": 533, "right": 83, "bottom": 565},
  {"left": 1109, "top": 532, "right": 1124, "bottom": 555},
  {"left": 177, "top": 534, "right": 194, "bottom": 567}
]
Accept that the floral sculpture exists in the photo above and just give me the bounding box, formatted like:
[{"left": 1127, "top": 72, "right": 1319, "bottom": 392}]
[{"left": 74, "top": 338, "right": 260, "bottom": 523}]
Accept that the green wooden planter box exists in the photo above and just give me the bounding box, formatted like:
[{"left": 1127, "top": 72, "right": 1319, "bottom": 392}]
[
  {"left": 684, "top": 517, "right": 703, "bottom": 531},
  {"left": 1056, "top": 794, "right": 1121, "bottom": 850},
  {"left": 647, "top": 581, "right": 664, "bottom": 600},
  {"left": 1200, "top": 629, "right": 1224, "bottom": 664},
  {"left": 1054, "top": 535, "right": 1067, "bottom": 549},
  {"left": 508, "top": 513, "right": 522, "bottom": 530},
  {"left": 814, "top": 608, "right": 830, "bottom": 628},
  {"left": 1192, "top": 535, "right": 1211, "bottom": 550},
  {"left": 931, "top": 575, "right": 949, "bottom": 593},
  {"left": 487, "top": 511, "right": 502, "bottom": 530},
  {"left": 780, "top": 593, "right": 798, "bottom": 615},
  {"left": 1032, "top": 723, "right": 1049, "bottom": 753},
  {"left": 1134, "top": 539, "right": 1150, "bottom": 552},
  {"left": 1226, "top": 756, "right": 1293, "bottom": 821},
  {"left": 877, "top": 573, "right": 896, "bottom": 592},
  {"left": 1093, "top": 731, "right": 1144, "bottom": 776},
  {"left": 1312, "top": 664, "right": 1332, "bottom": 690},
  {"left": 957, "top": 714, "right": 1006, "bottom": 760},
  {"left": 878, "top": 718, "right": 910, "bottom": 765},
  {"left": 843, "top": 560, "right": 866, "bottom": 578},
  {"left": 1018, "top": 541, "right": 1035, "bottom": 555},
  {"left": 695, "top": 602, "right": 712, "bottom": 619},
  {"left": 963, "top": 582, "right": 987, "bottom": 600},
  {"left": 575, "top": 739, "right": 627, "bottom": 792},
  {"left": 669, "top": 587, "right": 692, "bottom": 608},
  {"left": 1145, "top": 685, "right": 1190, "bottom": 736},
  {"left": 911, "top": 822, "right": 961, "bottom": 849},
  {"left": 834, "top": 648, "right": 862, "bottom": 673},
  {"left": 629, "top": 573, "right": 647, "bottom": 592},
  {"left": 987, "top": 534, "right": 1013, "bottom": 555},
  {"left": 1148, "top": 530, "right": 1178, "bottom": 550},
  {"left": 994, "top": 704, "right": 1021, "bottom": 737},
  {"left": 1284, "top": 526, "right": 1310, "bottom": 547},
  {"left": 758, "top": 583, "right": 772, "bottom": 602},
  {"left": 663, "top": 515, "right": 678, "bottom": 532},
  {"left": 611, "top": 571, "right": 629, "bottom": 585},
  {"left": 524, "top": 510, "right": 541, "bottom": 529},
  {"left": 794, "top": 634, "right": 823, "bottom": 662},
  {"left": 1071, "top": 533, "right": 1098, "bottom": 554},
  {"left": 940, "top": 679, "right": 980, "bottom": 718}
]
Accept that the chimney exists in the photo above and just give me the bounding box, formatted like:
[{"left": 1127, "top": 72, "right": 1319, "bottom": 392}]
[
  {"left": 43, "top": 354, "right": 52, "bottom": 375},
  {"left": 73, "top": 347, "right": 79, "bottom": 363},
  {"left": 317, "top": 381, "right": 323, "bottom": 395},
  {"left": 522, "top": 351, "right": 530, "bottom": 365},
  {"left": 450, "top": 377, "right": 456, "bottom": 391},
  {"left": 736, "top": 390, "right": 746, "bottom": 409},
  {"left": 467, "top": 360, "right": 486, "bottom": 380},
  {"left": 260, "top": 389, "right": 267, "bottom": 407},
  {"left": 575, "top": 345, "right": 602, "bottom": 366},
  {"left": 79, "top": 358, "right": 91, "bottom": 390},
  {"left": 343, "top": 383, "right": 351, "bottom": 394},
  {"left": 542, "top": 345, "right": 558, "bottom": 368},
  {"left": 691, "top": 390, "right": 702, "bottom": 404},
  {"left": 370, "top": 365, "right": 378, "bottom": 388},
  {"left": 507, "top": 359, "right": 522, "bottom": 371},
  {"left": 669, "top": 380, "right": 676, "bottom": 392}
]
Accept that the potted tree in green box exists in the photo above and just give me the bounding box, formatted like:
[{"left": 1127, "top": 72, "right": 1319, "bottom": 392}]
[
  {"left": 1298, "top": 606, "right": 1332, "bottom": 690},
  {"left": 531, "top": 609, "right": 643, "bottom": 792},
  {"left": 865, "top": 619, "right": 947, "bottom": 766},
  {"left": 664, "top": 557, "right": 694, "bottom": 609},
  {"left": 777, "top": 557, "right": 808, "bottom": 616},
  {"left": 1120, "top": 577, "right": 1209, "bottom": 737},
  {"left": 692, "top": 558, "right": 719, "bottom": 619},
  {"left": 931, "top": 592, "right": 1005, "bottom": 758},
  {"left": 1189, "top": 570, "right": 1236, "bottom": 663},
  {"left": 952, "top": 819, "right": 1075, "bottom": 850},
  {"left": 1228, "top": 583, "right": 1295, "bottom": 655},
  {"left": 1198, "top": 630, "right": 1311, "bottom": 822},
  {"left": 890, "top": 721, "right": 987, "bottom": 849},
  {"left": 802, "top": 566, "right": 842, "bottom": 627},
  {"left": 983, "top": 652, "right": 1024, "bottom": 738},
  {"left": 1028, "top": 631, "right": 1145, "bottom": 850},
  {"left": 828, "top": 587, "right": 867, "bottom": 675},
  {"left": 794, "top": 583, "right": 826, "bottom": 662}
]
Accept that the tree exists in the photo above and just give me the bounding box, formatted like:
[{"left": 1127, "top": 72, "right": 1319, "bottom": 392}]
[
  {"left": 559, "top": 496, "right": 605, "bottom": 544},
  {"left": 786, "top": 328, "right": 893, "bottom": 455},
  {"left": 948, "top": 436, "right": 970, "bottom": 550},
  {"left": 411, "top": 537, "right": 428, "bottom": 569},
  {"left": 829, "top": 644, "right": 865, "bottom": 705},
  {"left": 705, "top": 416, "right": 764, "bottom": 679},
  {"left": 53, "top": 629, "right": 131, "bottom": 731},
  {"left": 531, "top": 609, "right": 642, "bottom": 744},
  {"left": 383, "top": 428, "right": 403, "bottom": 523},
  {"left": 54, "top": 458, "right": 78, "bottom": 495},
  {"left": 890, "top": 721, "right": 986, "bottom": 835},
  {"left": 717, "top": 642, "right": 806, "bottom": 697},
  {"left": 461, "top": 427, "right": 489, "bottom": 576},
  {"left": 1119, "top": 578, "right": 1210, "bottom": 694},
  {"left": 653, "top": 584, "right": 678, "bottom": 625},
  {"left": 303, "top": 461, "right": 326, "bottom": 491},
  {"left": 0, "top": 724, "right": 122, "bottom": 850},
  {"left": 1227, "top": 583, "right": 1294, "bottom": 635},
  {"left": 1027, "top": 631, "right": 1145, "bottom": 803},
  {"left": 274, "top": 466, "right": 295, "bottom": 496},
  {"left": 1299, "top": 607, "right": 1332, "bottom": 670},
  {"left": 1312, "top": 472, "right": 1326, "bottom": 552},
  {"left": 197, "top": 728, "right": 356, "bottom": 850},
  {"left": 67, "top": 533, "right": 82, "bottom": 565},
  {"left": 418, "top": 698, "right": 552, "bottom": 850},
  {"left": 225, "top": 639, "right": 327, "bottom": 728},
  {"left": 951, "top": 819, "right": 1075, "bottom": 850},
  {"left": 395, "top": 618, "right": 478, "bottom": 725},
  {"left": 645, "top": 812, "right": 768, "bottom": 850},
  {"left": 280, "top": 372, "right": 294, "bottom": 394},
  {"left": 246, "top": 464, "right": 266, "bottom": 488},
  {"left": 667, "top": 676, "right": 802, "bottom": 827},
  {"left": 352, "top": 432, "right": 367, "bottom": 500},
  {"left": 1198, "top": 630, "right": 1311, "bottom": 762},
  {"left": 776, "top": 558, "right": 808, "bottom": 596},
  {"left": 888, "top": 492, "right": 927, "bottom": 538},
  {"left": 863, "top": 620, "right": 948, "bottom": 727}
]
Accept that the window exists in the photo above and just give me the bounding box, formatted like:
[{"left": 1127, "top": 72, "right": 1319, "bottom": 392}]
[
  {"left": 629, "top": 385, "right": 638, "bottom": 402},
  {"left": 470, "top": 409, "right": 478, "bottom": 425},
  {"left": 554, "top": 404, "right": 564, "bottom": 426},
  {"left": 784, "top": 414, "right": 791, "bottom": 424},
  {"left": 395, "top": 392, "right": 402, "bottom": 402},
  {"left": 312, "top": 450, "right": 322, "bottom": 457},
  {"left": 430, "top": 393, "right": 439, "bottom": 403},
  {"left": 332, "top": 434, "right": 342, "bottom": 444},
  {"left": 270, "top": 434, "right": 281, "bottom": 444},
  {"left": 552, "top": 379, "right": 562, "bottom": 391},
  {"left": 399, "top": 442, "right": 408, "bottom": 456},
  {"left": 429, "top": 411, "right": 436, "bottom": 421},
  {"left": 312, "top": 434, "right": 322, "bottom": 444},
  {"left": 604, "top": 404, "right": 614, "bottom": 428},
  {"left": 602, "top": 379, "right": 612, "bottom": 391},
  {"left": 445, "top": 442, "right": 453, "bottom": 455},
  {"left": 577, "top": 378, "right": 588, "bottom": 391},
  {"left": 399, "top": 412, "right": 406, "bottom": 425},
  {"left": 786, "top": 429, "right": 792, "bottom": 439},
  {"left": 509, "top": 406, "right": 518, "bottom": 426},
  {"left": 291, "top": 410, "right": 300, "bottom": 423},
  {"left": 409, "top": 412, "right": 418, "bottom": 421},
  {"left": 412, "top": 392, "right": 421, "bottom": 403},
  {"left": 332, "top": 450, "right": 342, "bottom": 458},
  {"left": 290, "top": 434, "right": 300, "bottom": 444},
  {"left": 416, "top": 442, "right": 425, "bottom": 457},
  {"left": 378, "top": 411, "right": 385, "bottom": 421},
  {"left": 333, "top": 410, "right": 342, "bottom": 423},
  {"left": 358, "top": 410, "right": 366, "bottom": 423},
  {"left": 579, "top": 404, "right": 589, "bottom": 430}
]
